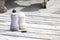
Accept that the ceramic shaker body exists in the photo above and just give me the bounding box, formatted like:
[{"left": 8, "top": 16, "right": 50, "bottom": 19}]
[
  {"left": 19, "top": 12, "right": 26, "bottom": 30},
  {"left": 10, "top": 10, "right": 19, "bottom": 31}
]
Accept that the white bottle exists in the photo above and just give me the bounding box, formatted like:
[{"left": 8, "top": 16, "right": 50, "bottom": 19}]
[
  {"left": 19, "top": 12, "right": 27, "bottom": 32},
  {"left": 10, "top": 9, "right": 19, "bottom": 31}
]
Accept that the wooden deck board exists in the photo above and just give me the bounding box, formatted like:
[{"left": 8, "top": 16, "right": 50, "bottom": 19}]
[
  {"left": 0, "top": 0, "right": 60, "bottom": 40},
  {"left": 0, "top": 11, "right": 60, "bottom": 40}
]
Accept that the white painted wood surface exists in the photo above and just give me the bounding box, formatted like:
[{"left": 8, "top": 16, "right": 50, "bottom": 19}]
[{"left": 0, "top": 0, "right": 60, "bottom": 40}]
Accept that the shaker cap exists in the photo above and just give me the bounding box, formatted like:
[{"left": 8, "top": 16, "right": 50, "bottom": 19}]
[{"left": 12, "top": 9, "right": 16, "bottom": 13}]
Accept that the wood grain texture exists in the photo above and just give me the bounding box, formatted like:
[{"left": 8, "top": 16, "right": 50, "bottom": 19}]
[{"left": 0, "top": 0, "right": 60, "bottom": 40}]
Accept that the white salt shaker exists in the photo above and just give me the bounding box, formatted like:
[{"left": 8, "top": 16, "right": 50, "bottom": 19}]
[
  {"left": 10, "top": 9, "right": 19, "bottom": 31},
  {"left": 19, "top": 12, "right": 27, "bottom": 33}
]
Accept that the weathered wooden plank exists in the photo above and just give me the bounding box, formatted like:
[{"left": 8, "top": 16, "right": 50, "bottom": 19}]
[
  {"left": 0, "top": 14, "right": 9, "bottom": 16},
  {"left": 0, "top": 36, "right": 42, "bottom": 40},
  {"left": 0, "top": 23, "right": 60, "bottom": 37},
  {"left": 0, "top": 21, "right": 60, "bottom": 31},
  {"left": 0, "top": 22, "right": 58, "bottom": 29},
  {"left": 0, "top": 29, "right": 60, "bottom": 40}
]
